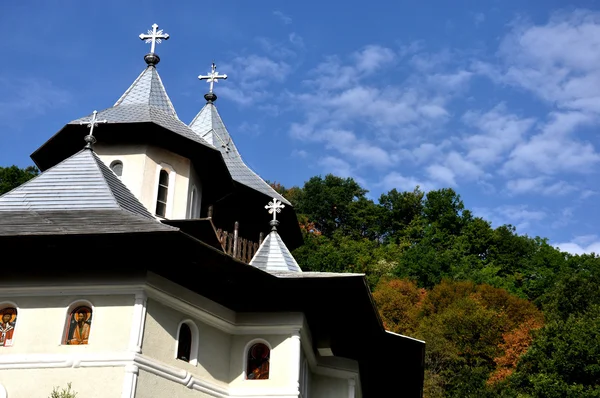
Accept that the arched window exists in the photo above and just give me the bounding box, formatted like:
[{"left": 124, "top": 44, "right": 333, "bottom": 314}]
[
  {"left": 246, "top": 343, "right": 270, "bottom": 380},
  {"left": 176, "top": 320, "right": 199, "bottom": 365},
  {"left": 64, "top": 305, "right": 92, "bottom": 345},
  {"left": 110, "top": 160, "right": 123, "bottom": 179},
  {"left": 155, "top": 169, "right": 169, "bottom": 217},
  {"left": 0, "top": 307, "right": 17, "bottom": 347},
  {"left": 177, "top": 323, "right": 191, "bottom": 361}
]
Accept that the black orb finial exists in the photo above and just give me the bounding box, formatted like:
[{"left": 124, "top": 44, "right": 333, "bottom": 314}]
[
  {"left": 84, "top": 134, "right": 97, "bottom": 150},
  {"left": 269, "top": 219, "right": 280, "bottom": 231},
  {"left": 144, "top": 53, "right": 161, "bottom": 66},
  {"left": 204, "top": 92, "right": 218, "bottom": 103}
]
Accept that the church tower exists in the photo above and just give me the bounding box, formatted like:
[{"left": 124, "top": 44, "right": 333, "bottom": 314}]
[{"left": 0, "top": 23, "right": 425, "bottom": 398}]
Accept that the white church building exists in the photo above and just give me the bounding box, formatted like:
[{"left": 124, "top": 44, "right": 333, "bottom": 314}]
[{"left": 0, "top": 24, "right": 425, "bottom": 398}]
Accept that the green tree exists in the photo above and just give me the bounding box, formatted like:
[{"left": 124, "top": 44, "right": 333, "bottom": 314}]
[
  {"left": 0, "top": 165, "right": 39, "bottom": 195},
  {"left": 293, "top": 174, "right": 374, "bottom": 238}
]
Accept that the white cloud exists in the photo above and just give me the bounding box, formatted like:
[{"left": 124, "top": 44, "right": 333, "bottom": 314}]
[
  {"left": 555, "top": 234, "right": 600, "bottom": 254},
  {"left": 0, "top": 77, "right": 71, "bottom": 124},
  {"left": 273, "top": 10, "right": 292, "bottom": 25},
  {"left": 379, "top": 171, "right": 432, "bottom": 192},
  {"left": 219, "top": 55, "right": 291, "bottom": 106},
  {"left": 473, "top": 12, "right": 485, "bottom": 26},
  {"left": 475, "top": 204, "right": 546, "bottom": 231},
  {"left": 461, "top": 103, "right": 536, "bottom": 166},
  {"left": 426, "top": 164, "right": 456, "bottom": 186},
  {"left": 353, "top": 45, "right": 396, "bottom": 73},
  {"left": 318, "top": 156, "right": 353, "bottom": 178},
  {"left": 505, "top": 176, "right": 576, "bottom": 196}
]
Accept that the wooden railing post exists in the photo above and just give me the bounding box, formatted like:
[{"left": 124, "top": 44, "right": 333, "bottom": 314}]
[
  {"left": 259, "top": 232, "right": 264, "bottom": 245},
  {"left": 233, "top": 221, "right": 239, "bottom": 259},
  {"left": 207, "top": 205, "right": 213, "bottom": 218}
]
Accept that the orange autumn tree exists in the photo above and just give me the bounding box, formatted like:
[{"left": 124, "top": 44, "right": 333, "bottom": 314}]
[
  {"left": 373, "top": 279, "right": 544, "bottom": 396},
  {"left": 372, "top": 278, "right": 426, "bottom": 335}
]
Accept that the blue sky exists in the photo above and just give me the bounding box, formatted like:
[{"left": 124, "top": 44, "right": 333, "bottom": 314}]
[{"left": 2, "top": 1, "right": 600, "bottom": 254}]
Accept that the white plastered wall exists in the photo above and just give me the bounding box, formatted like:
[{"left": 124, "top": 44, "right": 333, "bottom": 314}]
[
  {"left": 95, "top": 144, "right": 193, "bottom": 220},
  {"left": 141, "top": 298, "right": 231, "bottom": 387}
]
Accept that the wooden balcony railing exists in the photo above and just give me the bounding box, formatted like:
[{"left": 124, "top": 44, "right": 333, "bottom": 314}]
[{"left": 215, "top": 221, "right": 264, "bottom": 264}]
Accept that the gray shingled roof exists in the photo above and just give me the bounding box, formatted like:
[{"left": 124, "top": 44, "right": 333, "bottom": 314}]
[
  {"left": 0, "top": 148, "right": 153, "bottom": 216},
  {"left": 0, "top": 148, "right": 176, "bottom": 236},
  {"left": 114, "top": 65, "right": 177, "bottom": 117},
  {"left": 249, "top": 227, "right": 302, "bottom": 272},
  {"left": 189, "top": 103, "right": 291, "bottom": 205},
  {"left": 68, "top": 66, "right": 216, "bottom": 152}
]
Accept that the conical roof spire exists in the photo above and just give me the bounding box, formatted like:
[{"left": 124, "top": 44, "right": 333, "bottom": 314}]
[
  {"left": 249, "top": 198, "right": 302, "bottom": 273},
  {"left": 188, "top": 63, "right": 291, "bottom": 205}
]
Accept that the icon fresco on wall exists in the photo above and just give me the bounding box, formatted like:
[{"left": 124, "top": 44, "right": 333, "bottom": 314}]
[
  {"left": 0, "top": 308, "right": 17, "bottom": 347},
  {"left": 247, "top": 343, "right": 270, "bottom": 380},
  {"left": 65, "top": 306, "right": 92, "bottom": 345}
]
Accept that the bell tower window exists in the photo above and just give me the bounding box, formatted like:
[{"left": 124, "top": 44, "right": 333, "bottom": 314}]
[
  {"left": 156, "top": 170, "right": 169, "bottom": 217},
  {"left": 110, "top": 160, "right": 123, "bottom": 179}
]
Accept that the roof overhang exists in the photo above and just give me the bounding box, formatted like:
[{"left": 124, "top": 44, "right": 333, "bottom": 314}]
[
  {"left": 3, "top": 230, "right": 424, "bottom": 397},
  {"left": 30, "top": 122, "right": 235, "bottom": 205}
]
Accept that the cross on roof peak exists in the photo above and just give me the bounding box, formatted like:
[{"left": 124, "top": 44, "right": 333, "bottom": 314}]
[
  {"left": 139, "top": 23, "right": 169, "bottom": 55},
  {"left": 198, "top": 62, "right": 227, "bottom": 94},
  {"left": 265, "top": 198, "right": 285, "bottom": 225},
  {"left": 80, "top": 110, "right": 107, "bottom": 149}
]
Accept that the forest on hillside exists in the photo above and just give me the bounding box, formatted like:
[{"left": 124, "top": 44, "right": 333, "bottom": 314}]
[
  {"left": 272, "top": 175, "right": 600, "bottom": 398},
  {"left": 2, "top": 166, "right": 599, "bottom": 397}
]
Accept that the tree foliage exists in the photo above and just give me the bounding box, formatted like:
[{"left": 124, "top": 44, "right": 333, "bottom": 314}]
[
  {"left": 49, "top": 383, "right": 78, "bottom": 398},
  {"left": 273, "top": 173, "right": 600, "bottom": 397},
  {"left": 0, "top": 165, "right": 39, "bottom": 195}
]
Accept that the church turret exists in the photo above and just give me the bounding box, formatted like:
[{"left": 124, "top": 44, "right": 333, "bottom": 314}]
[
  {"left": 188, "top": 63, "right": 303, "bottom": 250},
  {"left": 249, "top": 199, "right": 303, "bottom": 273},
  {"left": 30, "top": 24, "right": 233, "bottom": 220}
]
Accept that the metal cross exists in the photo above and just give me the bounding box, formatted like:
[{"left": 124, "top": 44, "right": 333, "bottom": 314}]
[
  {"left": 265, "top": 198, "right": 285, "bottom": 221},
  {"left": 139, "top": 23, "right": 169, "bottom": 54},
  {"left": 198, "top": 62, "right": 227, "bottom": 93},
  {"left": 80, "top": 110, "right": 107, "bottom": 148}
]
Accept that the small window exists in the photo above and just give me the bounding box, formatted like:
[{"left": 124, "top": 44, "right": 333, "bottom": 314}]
[
  {"left": 64, "top": 306, "right": 92, "bottom": 345},
  {"left": 177, "top": 323, "right": 192, "bottom": 361},
  {"left": 246, "top": 343, "right": 270, "bottom": 380},
  {"left": 110, "top": 161, "right": 123, "bottom": 179},
  {"left": 0, "top": 307, "right": 17, "bottom": 347},
  {"left": 156, "top": 170, "right": 169, "bottom": 217}
]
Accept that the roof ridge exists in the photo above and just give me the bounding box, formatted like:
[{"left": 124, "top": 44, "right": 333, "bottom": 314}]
[
  {"left": 113, "top": 65, "right": 177, "bottom": 117},
  {"left": 188, "top": 102, "right": 291, "bottom": 205}
]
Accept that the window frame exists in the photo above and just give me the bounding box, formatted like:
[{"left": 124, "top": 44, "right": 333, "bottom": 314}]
[
  {"left": 0, "top": 301, "right": 19, "bottom": 348},
  {"left": 243, "top": 339, "right": 272, "bottom": 380},
  {"left": 62, "top": 300, "right": 94, "bottom": 346},
  {"left": 153, "top": 163, "right": 176, "bottom": 219},
  {"left": 109, "top": 160, "right": 124, "bottom": 179},
  {"left": 175, "top": 319, "right": 199, "bottom": 366}
]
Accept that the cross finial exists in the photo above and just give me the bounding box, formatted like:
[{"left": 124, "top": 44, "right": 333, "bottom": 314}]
[
  {"left": 198, "top": 62, "right": 228, "bottom": 94},
  {"left": 265, "top": 198, "right": 285, "bottom": 222},
  {"left": 139, "top": 23, "right": 169, "bottom": 54},
  {"left": 80, "top": 110, "right": 107, "bottom": 149}
]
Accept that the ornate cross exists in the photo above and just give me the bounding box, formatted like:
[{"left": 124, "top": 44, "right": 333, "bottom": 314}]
[
  {"left": 198, "top": 62, "right": 227, "bottom": 93},
  {"left": 139, "top": 23, "right": 169, "bottom": 54},
  {"left": 265, "top": 198, "right": 285, "bottom": 221},
  {"left": 80, "top": 110, "right": 107, "bottom": 148}
]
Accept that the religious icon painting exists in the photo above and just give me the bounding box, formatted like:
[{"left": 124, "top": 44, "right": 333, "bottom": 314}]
[
  {"left": 0, "top": 307, "right": 17, "bottom": 347},
  {"left": 64, "top": 306, "right": 92, "bottom": 345},
  {"left": 246, "top": 343, "right": 270, "bottom": 380}
]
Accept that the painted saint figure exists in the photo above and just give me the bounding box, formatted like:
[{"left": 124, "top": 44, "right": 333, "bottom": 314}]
[
  {"left": 66, "top": 306, "right": 92, "bottom": 345},
  {"left": 0, "top": 308, "right": 17, "bottom": 347},
  {"left": 246, "top": 343, "right": 270, "bottom": 380}
]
